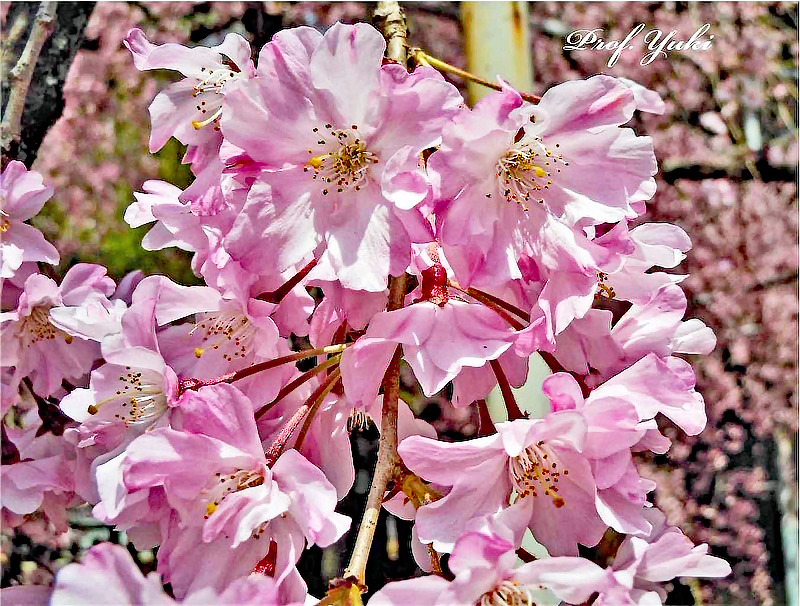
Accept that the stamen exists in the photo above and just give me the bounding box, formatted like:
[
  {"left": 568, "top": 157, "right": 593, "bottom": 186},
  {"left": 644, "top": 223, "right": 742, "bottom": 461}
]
[
  {"left": 191, "top": 311, "right": 257, "bottom": 361},
  {"left": 192, "top": 106, "right": 223, "bottom": 130},
  {"left": 479, "top": 580, "right": 535, "bottom": 606},
  {"left": 17, "top": 306, "right": 73, "bottom": 349},
  {"left": 306, "top": 125, "right": 378, "bottom": 194},
  {"left": 509, "top": 440, "right": 566, "bottom": 508},
  {"left": 88, "top": 368, "right": 168, "bottom": 427},
  {"left": 596, "top": 271, "right": 615, "bottom": 299},
  {"left": 494, "top": 135, "right": 567, "bottom": 211},
  {"left": 202, "top": 469, "right": 265, "bottom": 519}
]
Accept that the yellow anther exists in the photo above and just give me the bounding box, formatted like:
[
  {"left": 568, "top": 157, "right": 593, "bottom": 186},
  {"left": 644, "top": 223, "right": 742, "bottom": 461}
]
[
  {"left": 192, "top": 107, "right": 223, "bottom": 130},
  {"left": 194, "top": 348, "right": 205, "bottom": 359},
  {"left": 309, "top": 155, "right": 326, "bottom": 168},
  {"left": 206, "top": 503, "right": 217, "bottom": 516},
  {"left": 64, "top": 335, "right": 73, "bottom": 344}
]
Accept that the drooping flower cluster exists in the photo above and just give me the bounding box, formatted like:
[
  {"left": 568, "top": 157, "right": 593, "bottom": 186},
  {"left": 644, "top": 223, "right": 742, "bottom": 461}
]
[{"left": 1, "top": 19, "right": 729, "bottom": 606}]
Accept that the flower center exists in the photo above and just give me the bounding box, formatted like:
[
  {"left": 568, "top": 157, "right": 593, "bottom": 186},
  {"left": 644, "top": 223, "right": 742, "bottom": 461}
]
[
  {"left": 191, "top": 310, "right": 258, "bottom": 361},
  {"left": 19, "top": 305, "right": 73, "bottom": 348},
  {"left": 203, "top": 469, "right": 265, "bottom": 518},
  {"left": 87, "top": 367, "right": 168, "bottom": 427},
  {"left": 508, "top": 440, "right": 567, "bottom": 507},
  {"left": 596, "top": 271, "right": 615, "bottom": 299},
  {"left": 191, "top": 61, "right": 241, "bottom": 130},
  {"left": 479, "top": 580, "right": 535, "bottom": 606},
  {"left": 304, "top": 124, "right": 379, "bottom": 195},
  {"left": 495, "top": 136, "right": 567, "bottom": 212}
]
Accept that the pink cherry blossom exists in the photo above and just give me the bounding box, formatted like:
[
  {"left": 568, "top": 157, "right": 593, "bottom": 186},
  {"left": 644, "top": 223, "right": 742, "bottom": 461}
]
[
  {"left": 220, "top": 23, "right": 463, "bottom": 291},
  {"left": 94, "top": 382, "right": 348, "bottom": 598},
  {"left": 124, "top": 28, "right": 255, "bottom": 155},
  {"left": 594, "top": 508, "right": 731, "bottom": 606},
  {"left": 399, "top": 412, "right": 607, "bottom": 556},
  {"left": 42, "top": 542, "right": 294, "bottom": 605},
  {"left": 1, "top": 264, "right": 114, "bottom": 397},
  {"left": 369, "top": 511, "right": 613, "bottom": 606},
  {"left": 0, "top": 407, "right": 77, "bottom": 532},
  {"left": 0, "top": 161, "right": 59, "bottom": 278},
  {"left": 341, "top": 298, "right": 515, "bottom": 402},
  {"left": 430, "top": 76, "right": 656, "bottom": 290}
]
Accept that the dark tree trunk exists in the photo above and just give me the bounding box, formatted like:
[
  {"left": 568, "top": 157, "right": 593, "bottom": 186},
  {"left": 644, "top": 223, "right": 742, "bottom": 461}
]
[{"left": 1, "top": 2, "right": 95, "bottom": 169}]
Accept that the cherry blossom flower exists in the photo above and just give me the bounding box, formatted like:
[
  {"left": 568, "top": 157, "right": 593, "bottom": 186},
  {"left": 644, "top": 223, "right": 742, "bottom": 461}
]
[
  {"left": 594, "top": 508, "right": 731, "bottom": 606},
  {"left": 0, "top": 161, "right": 59, "bottom": 278},
  {"left": 399, "top": 412, "right": 608, "bottom": 556},
  {"left": 0, "top": 407, "right": 77, "bottom": 532},
  {"left": 1, "top": 265, "right": 114, "bottom": 397},
  {"left": 341, "top": 298, "right": 515, "bottom": 402},
  {"left": 430, "top": 76, "right": 656, "bottom": 290},
  {"left": 124, "top": 28, "right": 255, "bottom": 155},
  {"left": 95, "top": 382, "right": 348, "bottom": 598},
  {"left": 369, "top": 511, "right": 612, "bottom": 606},
  {"left": 221, "top": 23, "right": 463, "bottom": 291},
  {"left": 41, "top": 542, "right": 295, "bottom": 605}
]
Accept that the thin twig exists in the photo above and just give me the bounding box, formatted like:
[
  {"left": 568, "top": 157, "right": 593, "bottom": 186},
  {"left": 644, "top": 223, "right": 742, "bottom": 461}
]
[
  {"left": 476, "top": 398, "right": 497, "bottom": 436},
  {"left": 452, "top": 284, "right": 527, "bottom": 330},
  {"left": 466, "top": 286, "right": 531, "bottom": 321},
  {"left": 1, "top": 1, "right": 57, "bottom": 164},
  {"left": 264, "top": 368, "right": 342, "bottom": 466},
  {"left": 411, "top": 48, "right": 540, "bottom": 104}
]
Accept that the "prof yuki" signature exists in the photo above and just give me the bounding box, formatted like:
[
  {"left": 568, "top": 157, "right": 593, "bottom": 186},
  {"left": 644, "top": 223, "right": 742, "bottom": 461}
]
[{"left": 563, "top": 24, "right": 714, "bottom": 67}]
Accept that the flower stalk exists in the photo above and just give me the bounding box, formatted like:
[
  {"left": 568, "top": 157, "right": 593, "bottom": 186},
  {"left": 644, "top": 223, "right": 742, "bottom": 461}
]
[
  {"left": 410, "top": 48, "right": 540, "bottom": 104},
  {"left": 254, "top": 354, "right": 342, "bottom": 419},
  {"left": 177, "top": 344, "right": 347, "bottom": 395}
]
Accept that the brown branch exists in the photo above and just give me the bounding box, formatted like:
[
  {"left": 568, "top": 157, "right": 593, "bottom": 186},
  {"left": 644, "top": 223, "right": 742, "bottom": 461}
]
[
  {"left": 1, "top": 2, "right": 57, "bottom": 166},
  {"left": 337, "top": 3, "right": 410, "bottom": 590},
  {"left": 374, "top": 0, "right": 408, "bottom": 68}
]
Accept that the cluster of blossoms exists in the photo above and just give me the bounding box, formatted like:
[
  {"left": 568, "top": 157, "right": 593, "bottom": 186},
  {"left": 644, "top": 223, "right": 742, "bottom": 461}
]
[{"left": 2, "top": 19, "right": 730, "bottom": 606}]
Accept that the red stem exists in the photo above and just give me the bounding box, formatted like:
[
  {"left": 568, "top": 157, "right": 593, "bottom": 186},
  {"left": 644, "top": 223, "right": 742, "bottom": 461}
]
[
  {"left": 254, "top": 355, "right": 341, "bottom": 420},
  {"left": 466, "top": 287, "right": 531, "bottom": 322},
  {"left": 263, "top": 369, "right": 341, "bottom": 466},
  {"left": 258, "top": 259, "right": 317, "bottom": 304},
  {"left": 538, "top": 351, "right": 591, "bottom": 399},
  {"left": 476, "top": 398, "right": 497, "bottom": 437},
  {"left": 467, "top": 289, "right": 527, "bottom": 330},
  {"left": 490, "top": 359, "right": 526, "bottom": 421},
  {"left": 178, "top": 345, "right": 346, "bottom": 396}
]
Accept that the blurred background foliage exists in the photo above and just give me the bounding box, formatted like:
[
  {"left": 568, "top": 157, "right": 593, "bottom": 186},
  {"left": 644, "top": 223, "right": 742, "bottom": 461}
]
[{"left": 1, "top": 2, "right": 797, "bottom": 605}]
